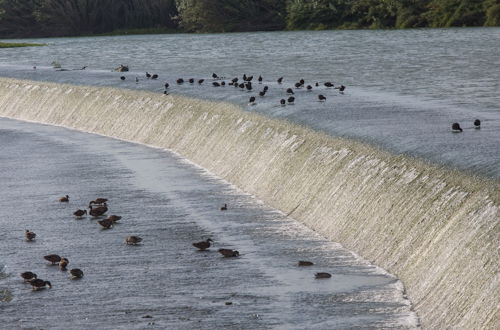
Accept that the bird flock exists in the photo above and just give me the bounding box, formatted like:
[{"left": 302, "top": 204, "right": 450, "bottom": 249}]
[{"left": 21, "top": 195, "right": 139, "bottom": 291}]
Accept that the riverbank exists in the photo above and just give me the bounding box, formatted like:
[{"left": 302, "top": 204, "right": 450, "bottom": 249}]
[{"left": 0, "top": 42, "right": 45, "bottom": 48}]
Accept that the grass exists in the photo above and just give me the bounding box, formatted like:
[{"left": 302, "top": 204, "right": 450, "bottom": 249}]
[{"left": 0, "top": 42, "right": 46, "bottom": 48}]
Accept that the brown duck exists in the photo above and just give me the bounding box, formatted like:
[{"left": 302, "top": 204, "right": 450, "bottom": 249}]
[
  {"left": 90, "top": 198, "right": 108, "bottom": 205},
  {"left": 315, "top": 272, "right": 332, "bottom": 279},
  {"left": 59, "top": 195, "right": 69, "bottom": 202},
  {"left": 59, "top": 257, "right": 69, "bottom": 270},
  {"left": 29, "top": 278, "right": 52, "bottom": 290},
  {"left": 218, "top": 248, "right": 239, "bottom": 257},
  {"left": 106, "top": 215, "right": 122, "bottom": 222},
  {"left": 73, "top": 209, "right": 87, "bottom": 217},
  {"left": 89, "top": 203, "right": 108, "bottom": 217},
  {"left": 20, "top": 271, "right": 37, "bottom": 281},
  {"left": 98, "top": 218, "right": 113, "bottom": 229},
  {"left": 24, "top": 230, "right": 36, "bottom": 241},
  {"left": 125, "top": 236, "right": 142, "bottom": 245},
  {"left": 69, "top": 268, "right": 84, "bottom": 279},
  {"left": 193, "top": 238, "right": 213, "bottom": 251},
  {"left": 44, "top": 254, "right": 61, "bottom": 265},
  {"left": 298, "top": 261, "right": 314, "bottom": 266}
]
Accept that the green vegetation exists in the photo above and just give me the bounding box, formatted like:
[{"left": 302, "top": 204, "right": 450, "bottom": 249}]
[
  {"left": 0, "top": 0, "right": 498, "bottom": 38},
  {"left": 0, "top": 41, "right": 45, "bottom": 48}
]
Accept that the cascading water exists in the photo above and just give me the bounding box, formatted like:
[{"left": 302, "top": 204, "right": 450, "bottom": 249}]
[{"left": 0, "top": 77, "right": 498, "bottom": 329}]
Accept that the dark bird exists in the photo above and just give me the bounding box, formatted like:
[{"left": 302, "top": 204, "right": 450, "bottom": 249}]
[
  {"left": 324, "top": 82, "right": 334, "bottom": 88},
  {"left": 59, "top": 195, "right": 69, "bottom": 202},
  {"left": 318, "top": 94, "right": 326, "bottom": 102},
  {"left": 299, "top": 79, "right": 305, "bottom": 85},
  {"left": 280, "top": 99, "right": 286, "bottom": 106},
  {"left": 176, "top": 78, "right": 184, "bottom": 84},
  {"left": 146, "top": 72, "right": 151, "bottom": 79},
  {"left": 98, "top": 218, "right": 113, "bottom": 229},
  {"left": 89, "top": 203, "right": 108, "bottom": 217},
  {"left": 246, "top": 75, "right": 253, "bottom": 82},
  {"left": 245, "top": 82, "right": 252, "bottom": 91},
  {"left": 288, "top": 96, "right": 295, "bottom": 104},
  {"left": 69, "top": 268, "right": 84, "bottom": 279},
  {"left": 243, "top": 74, "right": 247, "bottom": 81},
  {"left": 259, "top": 91, "right": 266, "bottom": 97},
  {"left": 239, "top": 83, "right": 245, "bottom": 89},
  {"left": 107, "top": 215, "right": 122, "bottom": 222},
  {"left": 315, "top": 272, "right": 332, "bottom": 279},
  {"left": 452, "top": 123, "right": 463, "bottom": 132},
  {"left": 258, "top": 75, "right": 263, "bottom": 83},
  {"left": 286, "top": 88, "right": 294, "bottom": 95},
  {"left": 294, "top": 82, "right": 302, "bottom": 89},
  {"left": 25, "top": 230, "right": 36, "bottom": 241},
  {"left": 213, "top": 82, "right": 220, "bottom": 87},
  {"left": 198, "top": 79, "right": 205, "bottom": 85},
  {"left": 306, "top": 85, "right": 312, "bottom": 91},
  {"left": 218, "top": 249, "right": 239, "bottom": 257},
  {"left": 29, "top": 278, "right": 52, "bottom": 290},
  {"left": 164, "top": 82, "right": 170, "bottom": 89},
  {"left": 249, "top": 96, "right": 256, "bottom": 104},
  {"left": 163, "top": 91, "right": 168, "bottom": 95},
  {"left": 315, "top": 82, "right": 319, "bottom": 87},
  {"left": 21, "top": 271, "right": 37, "bottom": 281},
  {"left": 221, "top": 81, "right": 226, "bottom": 86},
  {"left": 90, "top": 198, "right": 107, "bottom": 205},
  {"left": 221, "top": 203, "right": 227, "bottom": 211},
  {"left": 59, "top": 257, "right": 69, "bottom": 271},
  {"left": 192, "top": 238, "right": 213, "bottom": 251},
  {"left": 212, "top": 73, "right": 219, "bottom": 79},
  {"left": 44, "top": 254, "right": 61, "bottom": 265},
  {"left": 298, "top": 261, "right": 314, "bottom": 266},
  {"left": 474, "top": 119, "right": 481, "bottom": 129},
  {"left": 263, "top": 86, "right": 269, "bottom": 92},
  {"left": 136, "top": 77, "right": 139, "bottom": 83},
  {"left": 277, "top": 77, "right": 283, "bottom": 84},
  {"left": 73, "top": 209, "right": 87, "bottom": 217},
  {"left": 232, "top": 77, "right": 239, "bottom": 83},
  {"left": 336, "top": 85, "right": 346, "bottom": 93},
  {"left": 151, "top": 74, "right": 158, "bottom": 80},
  {"left": 189, "top": 78, "right": 195, "bottom": 84},
  {"left": 125, "top": 236, "right": 142, "bottom": 245},
  {"left": 120, "top": 76, "right": 126, "bottom": 81}
]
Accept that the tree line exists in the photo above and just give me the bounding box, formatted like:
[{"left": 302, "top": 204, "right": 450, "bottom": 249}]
[{"left": 0, "top": 0, "right": 498, "bottom": 38}]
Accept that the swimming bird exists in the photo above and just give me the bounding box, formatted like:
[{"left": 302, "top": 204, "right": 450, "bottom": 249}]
[
  {"left": 280, "top": 99, "right": 286, "bottom": 106},
  {"left": 288, "top": 96, "right": 295, "bottom": 104},
  {"left": 193, "top": 238, "right": 213, "bottom": 251},
  {"left": 44, "top": 254, "right": 61, "bottom": 265},
  {"left": 249, "top": 96, "right": 256, "bottom": 105},
  {"left": 73, "top": 209, "right": 87, "bottom": 217},
  {"left": 189, "top": 78, "right": 195, "bottom": 84},
  {"left": 213, "top": 82, "right": 220, "bottom": 87},
  {"left": 474, "top": 119, "right": 481, "bottom": 129},
  {"left": 232, "top": 77, "right": 239, "bottom": 83},
  {"left": 221, "top": 81, "right": 226, "bottom": 86},
  {"left": 336, "top": 85, "right": 346, "bottom": 93},
  {"left": 164, "top": 82, "right": 169, "bottom": 89},
  {"left": 243, "top": 74, "right": 247, "bottom": 81},
  {"left": 59, "top": 195, "right": 69, "bottom": 202},
  {"left": 59, "top": 257, "right": 69, "bottom": 271},
  {"left": 277, "top": 77, "right": 283, "bottom": 84},
  {"left": 125, "top": 236, "right": 142, "bottom": 245},
  {"left": 89, "top": 204, "right": 108, "bottom": 217},
  {"left": 318, "top": 94, "right": 326, "bottom": 102},
  {"left": 120, "top": 76, "right": 126, "bottom": 81},
  {"left": 146, "top": 72, "right": 151, "bottom": 79},
  {"left": 21, "top": 271, "right": 37, "bottom": 281},
  {"left": 315, "top": 82, "right": 319, "bottom": 87},
  {"left": 245, "top": 82, "right": 252, "bottom": 91},
  {"left": 106, "top": 215, "right": 122, "bottom": 222},
  {"left": 25, "top": 230, "right": 36, "bottom": 241},
  {"left": 294, "top": 82, "right": 302, "bottom": 89},
  {"left": 239, "top": 83, "right": 245, "bottom": 89},
  {"left": 151, "top": 74, "right": 158, "bottom": 80},
  {"left": 69, "top": 268, "right": 84, "bottom": 279},
  {"left": 258, "top": 75, "right": 263, "bottom": 83},
  {"left": 29, "top": 278, "right": 52, "bottom": 290},
  {"left": 286, "top": 88, "right": 294, "bottom": 95},
  {"left": 212, "top": 73, "right": 219, "bottom": 79},
  {"left": 263, "top": 86, "right": 269, "bottom": 92},
  {"left": 451, "top": 123, "right": 463, "bottom": 132},
  {"left": 259, "top": 91, "right": 266, "bottom": 97},
  {"left": 299, "top": 79, "right": 305, "bottom": 85},
  {"left": 221, "top": 203, "right": 227, "bottom": 211},
  {"left": 324, "top": 82, "right": 334, "bottom": 88},
  {"left": 98, "top": 218, "right": 113, "bottom": 229},
  {"left": 90, "top": 198, "right": 107, "bottom": 205},
  {"left": 136, "top": 77, "right": 139, "bottom": 83},
  {"left": 298, "top": 261, "right": 314, "bottom": 266},
  {"left": 176, "top": 78, "right": 184, "bottom": 84},
  {"left": 198, "top": 79, "right": 205, "bottom": 85},
  {"left": 315, "top": 272, "right": 332, "bottom": 279},
  {"left": 306, "top": 85, "right": 312, "bottom": 91},
  {"left": 218, "top": 249, "right": 239, "bottom": 257},
  {"left": 246, "top": 75, "right": 253, "bottom": 82}
]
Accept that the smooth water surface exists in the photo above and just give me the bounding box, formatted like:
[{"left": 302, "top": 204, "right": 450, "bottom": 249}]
[
  {"left": 0, "top": 118, "right": 418, "bottom": 329},
  {"left": 0, "top": 28, "right": 499, "bottom": 177}
]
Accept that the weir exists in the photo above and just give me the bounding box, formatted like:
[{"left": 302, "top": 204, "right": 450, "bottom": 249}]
[{"left": 0, "top": 78, "right": 497, "bottom": 329}]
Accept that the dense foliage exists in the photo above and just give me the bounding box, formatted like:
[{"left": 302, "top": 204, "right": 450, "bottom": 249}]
[{"left": 0, "top": 0, "right": 498, "bottom": 37}]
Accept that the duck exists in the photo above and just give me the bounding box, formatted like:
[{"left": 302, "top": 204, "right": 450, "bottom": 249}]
[
  {"left": 29, "top": 278, "right": 52, "bottom": 290},
  {"left": 335, "top": 85, "right": 346, "bottom": 93},
  {"left": 299, "top": 79, "right": 305, "bottom": 85},
  {"left": 59, "top": 257, "right": 69, "bottom": 271},
  {"left": 44, "top": 254, "right": 61, "bottom": 265},
  {"left": 213, "top": 82, "right": 220, "bottom": 87},
  {"left": 24, "top": 230, "right": 36, "bottom": 241},
  {"left": 298, "top": 261, "right": 314, "bottom": 266},
  {"left": 73, "top": 209, "right": 87, "bottom": 217},
  {"left": 258, "top": 75, "right": 263, "bottom": 83},
  {"left": 259, "top": 91, "right": 266, "bottom": 97},
  {"left": 286, "top": 88, "right": 294, "bottom": 95},
  {"left": 20, "top": 271, "right": 37, "bottom": 281},
  {"left": 151, "top": 74, "right": 158, "bottom": 80},
  {"left": 306, "top": 85, "right": 313, "bottom": 91},
  {"left": 164, "top": 82, "right": 170, "bottom": 89},
  {"left": 212, "top": 73, "right": 219, "bottom": 79},
  {"left": 176, "top": 78, "right": 184, "bottom": 84},
  {"left": 146, "top": 72, "right": 151, "bottom": 79},
  {"left": 120, "top": 76, "right": 126, "bottom": 81},
  {"left": 218, "top": 249, "right": 239, "bottom": 257},
  {"left": 193, "top": 238, "right": 213, "bottom": 251},
  {"left": 280, "top": 99, "right": 286, "bottom": 106},
  {"left": 220, "top": 204, "right": 227, "bottom": 211},
  {"left": 294, "top": 82, "right": 302, "bottom": 89},
  {"left": 452, "top": 123, "right": 463, "bottom": 132},
  {"left": 277, "top": 77, "right": 283, "bottom": 84},
  {"left": 474, "top": 119, "right": 481, "bottom": 129},
  {"left": 59, "top": 195, "right": 69, "bottom": 202},
  {"left": 90, "top": 198, "right": 107, "bottom": 205},
  {"left": 89, "top": 203, "right": 108, "bottom": 217},
  {"left": 318, "top": 94, "right": 326, "bottom": 102},
  {"left": 249, "top": 96, "right": 256, "bottom": 105},
  {"left": 106, "top": 215, "right": 122, "bottom": 222},
  {"left": 287, "top": 96, "right": 295, "bottom": 104},
  {"left": 324, "top": 82, "right": 334, "bottom": 88},
  {"left": 69, "top": 268, "right": 84, "bottom": 279},
  {"left": 246, "top": 75, "right": 253, "bottom": 82},
  {"left": 98, "top": 218, "right": 113, "bottom": 229},
  {"left": 263, "top": 85, "right": 269, "bottom": 92},
  {"left": 198, "top": 79, "right": 204, "bottom": 85},
  {"left": 188, "top": 78, "right": 194, "bottom": 84},
  {"left": 315, "top": 272, "right": 332, "bottom": 279},
  {"left": 125, "top": 236, "right": 142, "bottom": 245},
  {"left": 245, "top": 82, "right": 252, "bottom": 91},
  {"left": 221, "top": 81, "right": 226, "bottom": 86}
]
